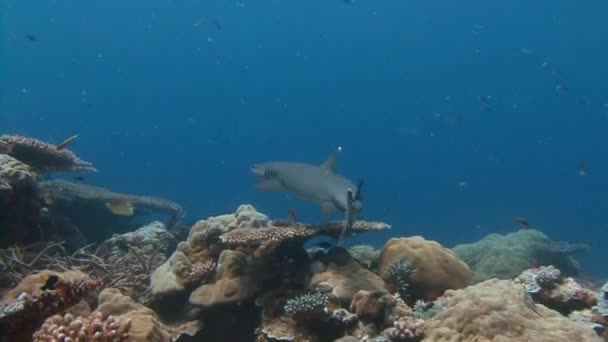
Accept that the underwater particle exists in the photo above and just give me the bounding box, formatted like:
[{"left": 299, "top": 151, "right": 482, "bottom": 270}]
[
  {"left": 25, "top": 33, "right": 37, "bottom": 41},
  {"left": 283, "top": 292, "right": 329, "bottom": 322},
  {"left": 383, "top": 258, "right": 416, "bottom": 300},
  {"left": 577, "top": 162, "right": 586, "bottom": 176},
  {"left": 106, "top": 199, "right": 135, "bottom": 216}
]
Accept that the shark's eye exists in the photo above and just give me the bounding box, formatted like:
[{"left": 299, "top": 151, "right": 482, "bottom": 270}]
[{"left": 264, "top": 169, "right": 279, "bottom": 178}]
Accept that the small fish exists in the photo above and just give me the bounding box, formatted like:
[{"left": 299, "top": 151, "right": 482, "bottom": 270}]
[
  {"left": 40, "top": 274, "right": 60, "bottom": 291},
  {"left": 513, "top": 216, "right": 531, "bottom": 229},
  {"left": 214, "top": 20, "right": 223, "bottom": 30},
  {"left": 106, "top": 199, "right": 135, "bottom": 216},
  {"left": 56, "top": 134, "right": 79, "bottom": 150},
  {"left": 578, "top": 162, "right": 586, "bottom": 176},
  {"left": 72, "top": 176, "right": 86, "bottom": 182},
  {"left": 42, "top": 189, "right": 55, "bottom": 206},
  {"left": 25, "top": 33, "right": 37, "bottom": 41}
]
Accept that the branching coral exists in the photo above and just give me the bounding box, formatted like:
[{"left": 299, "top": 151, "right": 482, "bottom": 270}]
[
  {"left": 386, "top": 316, "right": 426, "bottom": 341},
  {"left": 32, "top": 311, "right": 131, "bottom": 341},
  {"left": 0, "top": 135, "right": 96, "bottom": 173},
  {"left": 383, "top": 258, "right": 417, "bottom": 301},
  {"left": 412, "top": 300, "right": 444, "bottom": 320},
  {"left": 283, "top": 292, "right": 329, "bottom": 322}
]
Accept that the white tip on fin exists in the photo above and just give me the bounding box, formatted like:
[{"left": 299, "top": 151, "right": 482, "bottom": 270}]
[{"left": 322, "top": 146, "right": 342, "bottom": 173}]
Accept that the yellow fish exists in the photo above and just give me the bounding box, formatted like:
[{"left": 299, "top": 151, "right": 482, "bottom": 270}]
[{"left": 105, "top": 199, "right": 135, "bottom": 216}]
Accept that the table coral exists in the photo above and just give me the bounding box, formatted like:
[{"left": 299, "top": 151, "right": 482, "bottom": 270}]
[{"left": 0, "top": 135, "right": 96, "bottom": 173}]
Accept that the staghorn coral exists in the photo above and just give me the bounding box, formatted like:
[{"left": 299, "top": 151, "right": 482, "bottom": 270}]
[
  {"left": 283, "top": 292, "right": 329, "bottom": 322},
  {"left": 382, "top": 258, "right": 416, "bottom": 302},
  {"left": 32, "top": 311, "right": 131, "bottom": 341},
  {"left": 0, "top": 134, "right": 96, "bottom": 173}
]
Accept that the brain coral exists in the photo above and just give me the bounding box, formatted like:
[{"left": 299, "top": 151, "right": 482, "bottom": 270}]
[
  {"left": 425, "top": 279, "right": 602, "bottom": 341},
  {"left": 378, "top": 237, "right": 472, "bottom": 301}
]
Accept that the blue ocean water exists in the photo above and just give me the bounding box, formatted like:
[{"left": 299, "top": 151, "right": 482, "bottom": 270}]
[{"left": 3, "top": 1, "right": 608, "bottom": 275}]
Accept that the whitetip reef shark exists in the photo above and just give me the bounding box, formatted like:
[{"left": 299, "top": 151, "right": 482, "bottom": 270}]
[{"left": 251, "top": 147, "right": 363, "bottom": 244}]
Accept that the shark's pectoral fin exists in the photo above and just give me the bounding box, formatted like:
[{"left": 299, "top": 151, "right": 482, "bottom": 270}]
[
  {"left": 255, "top": 179, "right": 285, "bottom": 192},
  {"left": 322, "top": 202, "right": 340, "bottom": 216}
]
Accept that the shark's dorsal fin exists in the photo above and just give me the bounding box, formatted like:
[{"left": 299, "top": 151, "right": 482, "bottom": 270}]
[{"left": 322, "top": 146, "right": 342, "bottom": 173}]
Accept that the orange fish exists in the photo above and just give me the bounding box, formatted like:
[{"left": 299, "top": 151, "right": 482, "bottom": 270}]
[{"left": 513, "top": 216, "right": 531, "bottom": 229}]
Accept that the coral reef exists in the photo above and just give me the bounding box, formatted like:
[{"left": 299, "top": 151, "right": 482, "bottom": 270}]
[
  {"left": 453, "top": 229, "right": 589, "bottom": 282},
  {"left": 0, "top": 135, "right": 96, "bottom": 173},
  {"left": 0, "top": 270, "right": 101, "bottom": 340},
  {"left": 517, "top": 266, "right": 597, "bottom": 314},
  {"left": 283, "top": 292, "right": 329, "bottom": 322},
  {"left": 378, "top": 237, "right": 472, "bottom": 301},
  {"left": 0, "top": 154, "right": 42, "bottom": 246},
  {"left": 384, "top": 316, "right": 425, "bottom": 341},
  {"left": 0, "top": 222, "right": 175, "bottom": 303},
  {"left": 2, "top": 202, "right": 605, "bottom": 342},
  {"left": 382, "top": 258, "right": 417, "bottom": 302},
  {"left": 32, "top": 311, "right": 131, "bottom": 341},
  {"left": 424, "top": 279, "right": 602, "bottom": 341},
  {"left": 349, "top": 245, "right": 381, "bottom": 268},
  {"left": 310, "top": 247, "right": 387, "bottom": 304}
]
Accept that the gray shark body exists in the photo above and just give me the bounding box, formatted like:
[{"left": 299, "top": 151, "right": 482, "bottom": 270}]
[{"left": 251, "top": 149, "right": 362, "bottom": 217}]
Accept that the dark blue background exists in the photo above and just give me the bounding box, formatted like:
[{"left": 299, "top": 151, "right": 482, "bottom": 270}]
[{"left": 2, "top": 1, "right": 607, "bottom": 275}]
